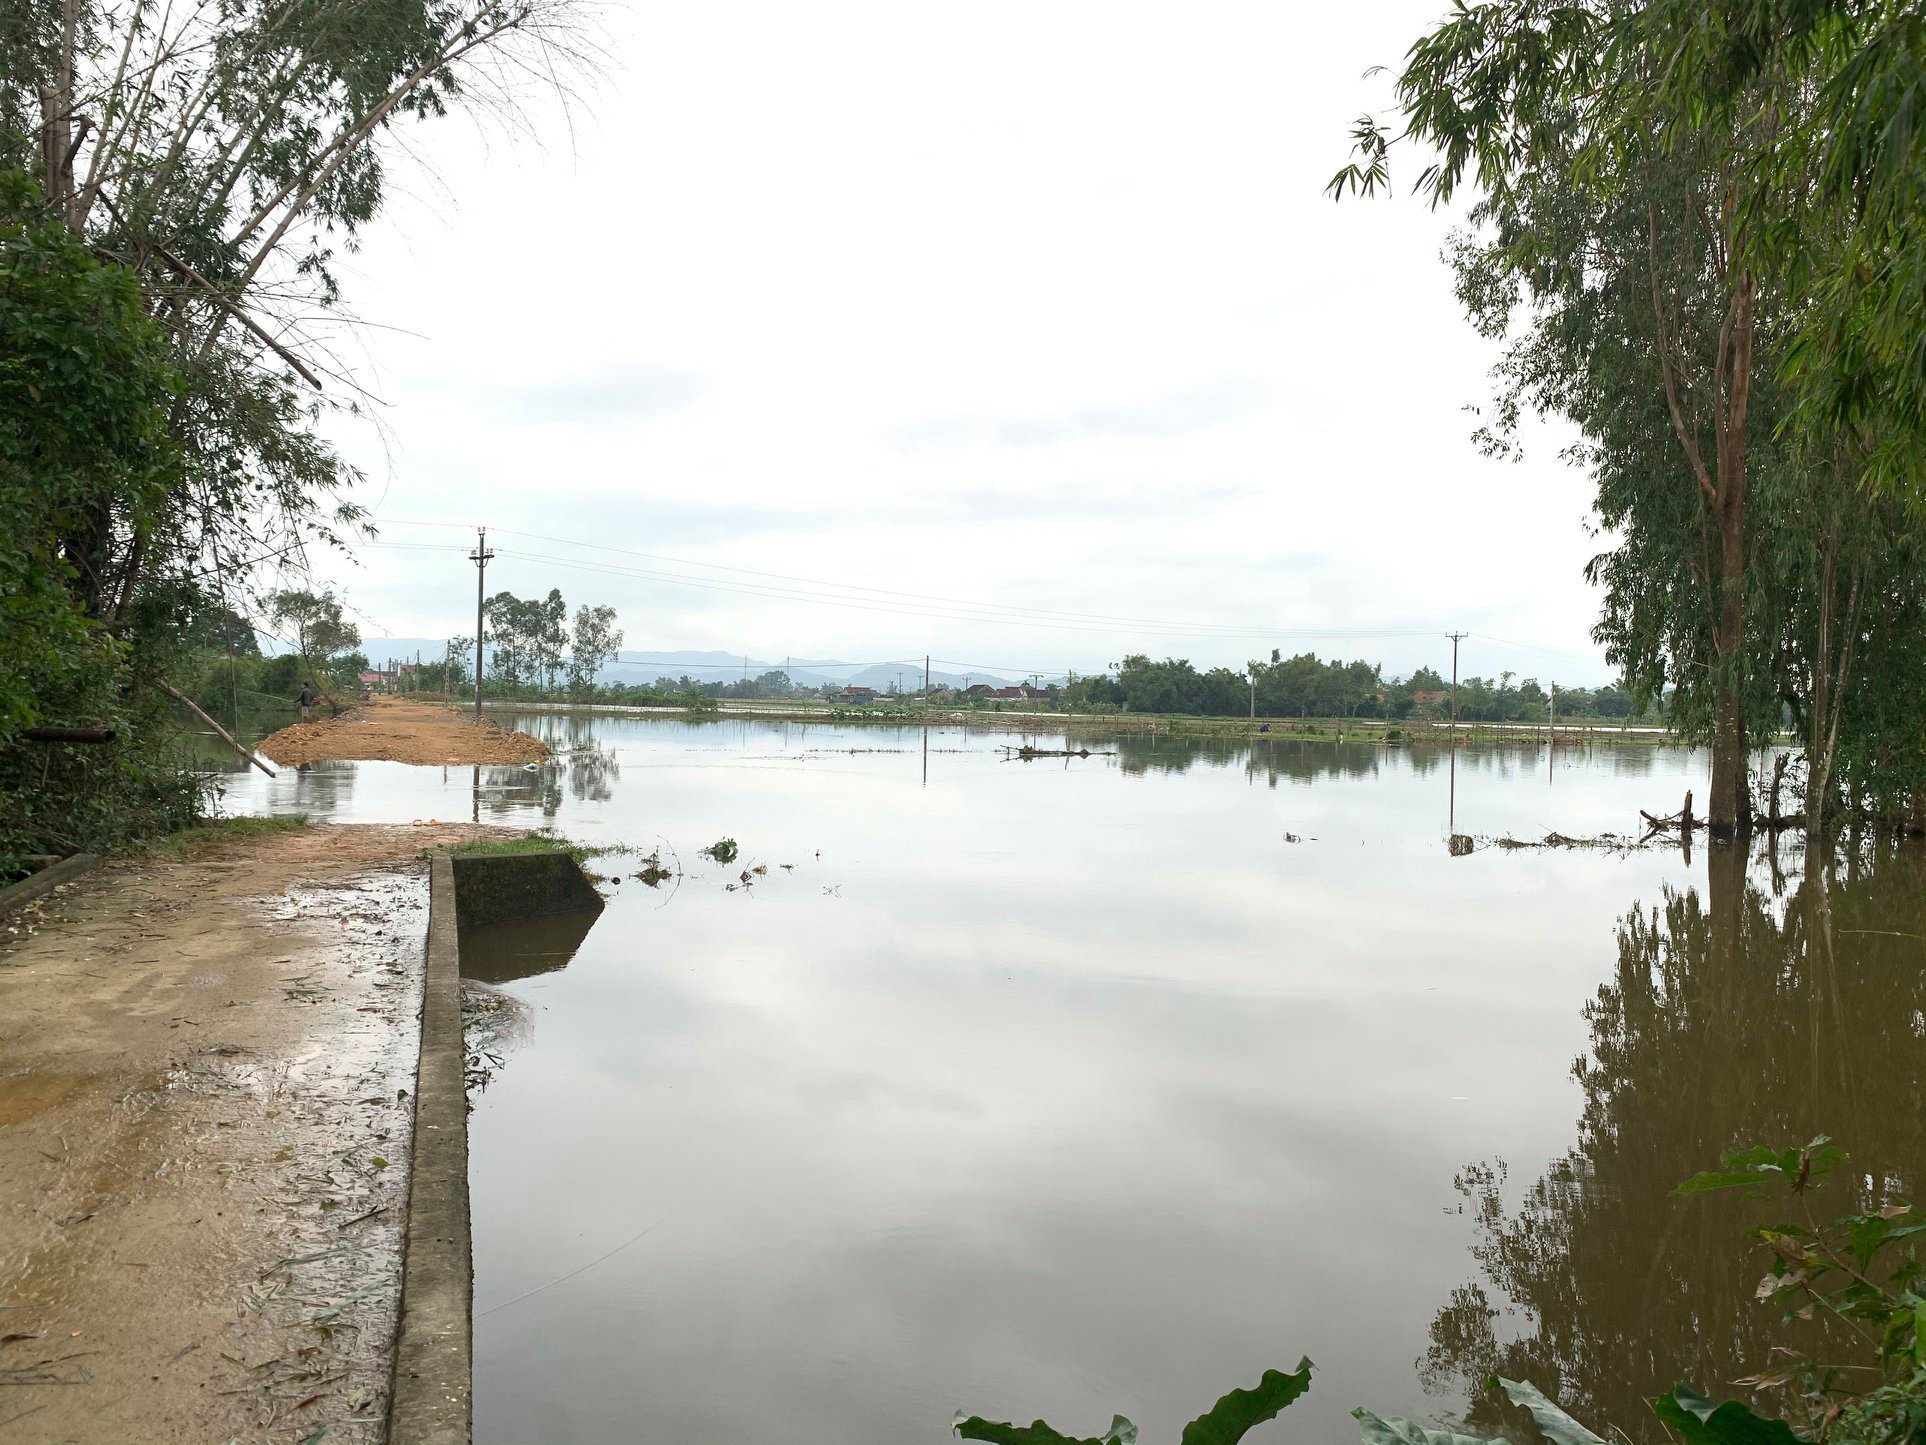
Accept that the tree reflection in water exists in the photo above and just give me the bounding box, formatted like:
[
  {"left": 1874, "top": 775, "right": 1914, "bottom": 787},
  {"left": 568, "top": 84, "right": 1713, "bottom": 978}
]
[{"left": 1423, "top": 842, "right": 1926, "bottom": 1438}]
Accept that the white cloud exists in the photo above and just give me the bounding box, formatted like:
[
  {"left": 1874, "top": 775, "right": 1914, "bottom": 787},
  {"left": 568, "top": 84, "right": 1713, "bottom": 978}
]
[{"left": 308, "top": 0, "right": 1612, "bottom": 684}]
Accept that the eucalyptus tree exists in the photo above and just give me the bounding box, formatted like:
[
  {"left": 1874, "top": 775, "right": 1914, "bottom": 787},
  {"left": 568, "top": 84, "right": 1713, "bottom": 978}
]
[
  {"left": 265, "top": 586, "right": 359, "bottom": 689},
  {"left": 0, "top": 0, "right": 590, "bottom": 856},
  {"left": 1332, "top": 0, "right": 1926, "bottom": 836},
  {"left": 566, "top": 603, "right": 622, "bottom": 693},
  {"left": 1429, "top": 136, "right": 1790, "bottom": 829},
  {"left": 0, "top": 0, "right": 592, "bottom": 634}
]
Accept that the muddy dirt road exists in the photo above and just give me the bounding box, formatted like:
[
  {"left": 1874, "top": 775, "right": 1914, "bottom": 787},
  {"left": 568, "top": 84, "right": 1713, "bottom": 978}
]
[
  {"left": 257, "top": 696, "right": 547, "bottom": 768},
  {"left": 0, "top": 822, "right": 510, "bottom": 1443}
]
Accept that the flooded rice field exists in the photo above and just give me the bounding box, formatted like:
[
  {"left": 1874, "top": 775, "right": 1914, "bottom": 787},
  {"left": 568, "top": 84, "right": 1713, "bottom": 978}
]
[{"left": 218, "top": 715, "right": 1926, "bottom": 1443}]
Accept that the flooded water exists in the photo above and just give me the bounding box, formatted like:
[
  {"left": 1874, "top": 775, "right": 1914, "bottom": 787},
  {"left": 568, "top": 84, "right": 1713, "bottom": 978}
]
[{"left": 218, "top": 715, "right": 1926, "bottom": 1443}]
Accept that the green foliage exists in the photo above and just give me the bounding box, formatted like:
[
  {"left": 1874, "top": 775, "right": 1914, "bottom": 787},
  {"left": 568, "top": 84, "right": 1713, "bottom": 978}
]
[
  {"left": 1352, "top": 1409, "right": 1487, "bottom": 1445},
  {"left": 699, "top": 838, "right": 738, "bottom": 864},
  {"left": 958, "top": 1361, "right": 1311, "bottom": 1445},
  {"left": 0, "top": 0, "right": 584, "bottom": 863},
  {"left": 1487, "top": 1377, "right": 1605, "bottom": 1445},
  {"left": 954, "top": 1112, "right": 1926, "bottom": 1445},
  {"left": 1675, "top": 1138, "right": 1849, "bottom": 1199},
  {"left": 443, "top": 830, "right": 617, "bottom": 869},
  {"left": 1653, "top": 1388, "right": 1809, "bottom": 1445},
  {"left": 1342, "top": 0, "right": 1926, "bottom": 827},
  {"left": 0, "top": 170, "right": 175, "bottom": 736},
  {"left": 0, "top": 171, "right": 215, "bottom": 869},
  {"left": 956, "top": 1414, "right": 1138, "bottom": 1444},
  {"left": 152, "top": 813, "right": 309, "bottom": 855},
  {"left": 567, "top": 604, "right": 624, "bottom": 692},
  {"left": 266, "top": 588, "right": 361, "bottom": 693},
  {"left": 1060, "top": 653, "right": 1647, "bottom": 723},
  {"left": 1179, "top": 1361, "right": 1314, "bottom": 1445},
  {"left": 484, "top": 588, "right": 568, "bottom": 688}
]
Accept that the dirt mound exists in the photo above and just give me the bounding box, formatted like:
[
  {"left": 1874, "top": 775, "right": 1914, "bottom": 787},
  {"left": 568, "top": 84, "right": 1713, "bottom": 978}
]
[{"left": 258, "top": 695, "right": 549, "bottom": 766}]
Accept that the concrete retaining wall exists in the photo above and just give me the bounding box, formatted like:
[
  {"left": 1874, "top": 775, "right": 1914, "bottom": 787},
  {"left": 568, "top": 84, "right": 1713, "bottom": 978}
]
[
  {"left": 388, "top": 854, "right": 473, "bottom": 1443},
  {"left": 449, "top": 850, "right": 605, "bottom": 930},
  {"left": 388, "top": 847, "right": 605, "bottom": 1443}
]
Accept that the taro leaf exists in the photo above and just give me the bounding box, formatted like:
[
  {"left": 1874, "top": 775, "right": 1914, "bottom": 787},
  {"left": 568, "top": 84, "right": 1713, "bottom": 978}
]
[
  {"left": 1650, "top": 1386, "right": 1810, "bottom": 1445},
  {"left": 1486, "top": 1376, "right": 1607, "bottom": 1445},
  {"left": 1180, "top": 1358, "right": 1314, "bottom": 1445},
  {"left": 1353, "top": 1408, "right": 1489, "bottom": 1445},
  {"left": 954, "top": 1413, "right": 1137, "bottom": 1445}
]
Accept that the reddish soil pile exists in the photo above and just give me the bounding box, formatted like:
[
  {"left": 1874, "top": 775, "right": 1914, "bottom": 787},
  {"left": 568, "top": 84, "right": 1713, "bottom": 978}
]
[{"left": 257, "top": 695, "right": 548, "bottom": 767}]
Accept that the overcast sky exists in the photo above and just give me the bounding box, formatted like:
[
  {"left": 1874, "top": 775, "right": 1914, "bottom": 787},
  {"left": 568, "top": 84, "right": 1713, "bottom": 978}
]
[{"left": 302, "top": 0, "right": 1611, "bottom": 685}]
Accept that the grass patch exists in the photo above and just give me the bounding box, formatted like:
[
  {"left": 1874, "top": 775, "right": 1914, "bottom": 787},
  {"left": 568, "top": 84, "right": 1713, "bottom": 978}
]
[
  {"left": 442, "top": 830, "right": 619, "bottom": 868},
  {"left": 153, "top": 813, "right": 310, "bottom": 855}
]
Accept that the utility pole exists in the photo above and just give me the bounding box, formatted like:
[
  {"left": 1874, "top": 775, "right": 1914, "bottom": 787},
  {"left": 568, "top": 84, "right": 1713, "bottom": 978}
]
[
  {"left": 1548, "top": 682, "right": 1557, "bottom": 776},
  {"left": 1446, "top": 631, "right": 1468, "bottom": 729},
  {"left": 1248, "top": 665, "right": 1256, "bottom": 725},
  {"left": 470, "top": 527, "right": 494, "bottom": 720},
  {"left": 925, "top": 655, "right": 930, "bottom": 695}
]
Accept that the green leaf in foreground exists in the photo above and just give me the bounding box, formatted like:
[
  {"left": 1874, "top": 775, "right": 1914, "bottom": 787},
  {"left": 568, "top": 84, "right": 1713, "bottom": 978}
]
[
  {"left": 1353, "top": 1408, "right": 1489, "bottom": 1445},
  {"left": 1181, "top": 1358, "right": 1315, "bottom": 1445},
  {"left": 1650, "top": 1386, "right": 1810, "bottom": 1445},
  {"left": 1486, "top": 1376, "right": 1607, "bottom": 1445},
  {"left": 953, "top": 1412, "right": 1137, "bottom": 1444},
  {"left": 1675, "top": 1139, "right": 1846, "bottom": 1198}
]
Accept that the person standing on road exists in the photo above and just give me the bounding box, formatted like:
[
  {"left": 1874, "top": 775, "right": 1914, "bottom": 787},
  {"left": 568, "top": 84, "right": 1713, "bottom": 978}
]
[{"left": 298, "top": 681, "right": 315, "bottom": 723}]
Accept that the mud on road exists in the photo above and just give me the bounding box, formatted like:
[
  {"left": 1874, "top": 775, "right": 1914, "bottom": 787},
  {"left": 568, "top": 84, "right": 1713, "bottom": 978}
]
[
  {"left": 0, "top": 822, "right": 512, "bottom": 1443},
  {"left": 257, "top": 695, "right": 548, "bottom": 768}
]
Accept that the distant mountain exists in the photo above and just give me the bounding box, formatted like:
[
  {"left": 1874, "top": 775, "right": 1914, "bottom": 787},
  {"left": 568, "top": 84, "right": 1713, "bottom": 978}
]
[{"left": 344, "top": 640, "right": 1057, "bottom": 692}]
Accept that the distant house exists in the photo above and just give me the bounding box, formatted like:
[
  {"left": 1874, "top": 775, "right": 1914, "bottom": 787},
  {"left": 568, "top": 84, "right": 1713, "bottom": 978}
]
[
  {"left": 833, "top": 686, "right": 878, "bottom": 704},
  {"left": 359, "top": 669, "right": 398, "bottom": 692},
  {"left": 1013, "top": 684, "right": 1056, "bottom": 701},
  {"left": 990, "top": 686, "right": 1023, "bottom": 700},
  {"left": 964, "top": 684, "right": 994, "bottom": 697},
  {"left": 1413, "top": 689, "right": 1449, "bottom": 706}
]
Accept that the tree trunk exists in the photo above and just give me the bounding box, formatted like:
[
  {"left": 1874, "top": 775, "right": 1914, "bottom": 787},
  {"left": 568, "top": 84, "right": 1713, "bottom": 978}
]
[
  {"left": 1707, "top": 500, "right": 1750, "bottom": 837},
  {"left": 1707, "top": 272, "right": 1755, "bottom": 841}
]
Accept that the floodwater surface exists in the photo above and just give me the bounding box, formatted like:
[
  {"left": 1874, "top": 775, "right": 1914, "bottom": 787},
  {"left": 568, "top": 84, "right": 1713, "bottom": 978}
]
[{"left": 219, "top": 716, "right": 1926, "bottom": 1443}]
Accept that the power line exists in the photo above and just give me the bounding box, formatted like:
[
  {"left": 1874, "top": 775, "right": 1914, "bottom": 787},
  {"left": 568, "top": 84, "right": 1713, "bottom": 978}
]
[
  {"left": 356, "top": 524, "right": 1610, "bottom": 673},
  {"left": 485, "top": 546, "right": 1361, "bottom": 640},
  {"left": 362, "top": 524, "right": 1442, "bottom": 642}
]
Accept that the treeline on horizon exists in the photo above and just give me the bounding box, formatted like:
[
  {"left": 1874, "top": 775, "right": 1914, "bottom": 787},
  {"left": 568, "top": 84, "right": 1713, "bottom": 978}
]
[
  {"left": 238, "top": 584, "right": 1654, "bottom": 725},
  {"left": 1061, "top": 653, "right": 1652, "bottom": 723},
  {"left": 226, "top": 581, "right": 1657, "bottom": 724}
]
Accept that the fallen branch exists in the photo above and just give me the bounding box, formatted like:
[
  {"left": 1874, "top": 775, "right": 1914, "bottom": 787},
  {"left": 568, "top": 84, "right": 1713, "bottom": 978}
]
[{"left": 154, "top": 680, "right": 275, "bottom": 777}]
